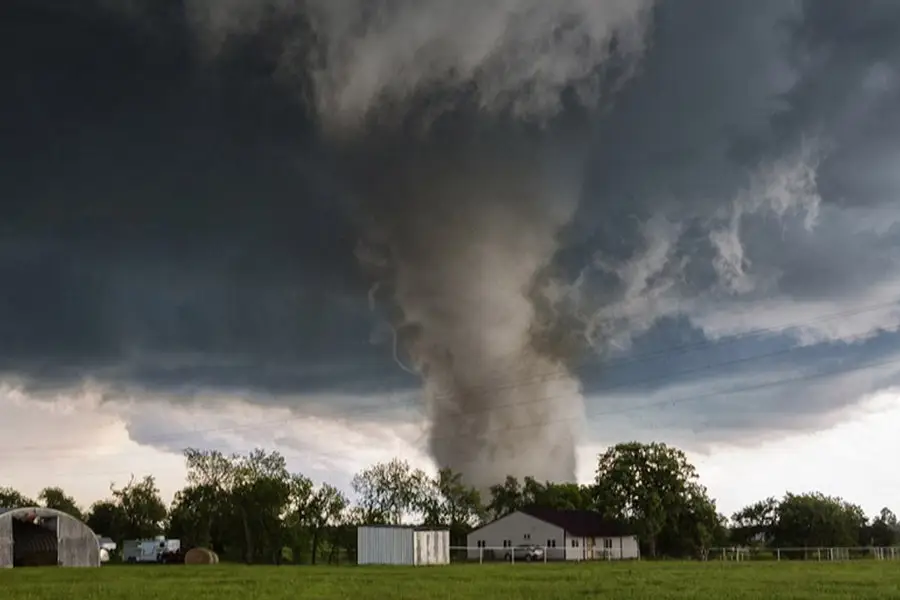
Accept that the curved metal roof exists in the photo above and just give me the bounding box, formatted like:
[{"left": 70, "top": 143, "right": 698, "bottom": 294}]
[
  {"left": 0, "top": 506, "right": 102, "bottom": 568},
  {"left": 0, "top": 506, "right": 88, "bottom": 522}
]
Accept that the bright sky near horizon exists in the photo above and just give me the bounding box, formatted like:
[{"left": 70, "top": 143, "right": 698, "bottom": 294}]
[{"left": 3, "top": 385, "right": 897, "bottom": 519}]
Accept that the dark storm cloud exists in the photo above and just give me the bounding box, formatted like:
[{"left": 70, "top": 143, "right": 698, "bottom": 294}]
[
  {"left": 5, "top": 0, "right": 900, "bottom": 454},
  {"left": 1, "top": 0, "right": 420, "bottom": 417}
]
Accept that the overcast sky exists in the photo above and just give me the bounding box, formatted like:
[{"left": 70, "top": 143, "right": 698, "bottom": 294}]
[{"left": 3, "top": 0, "right": 900, "bottom": 518}]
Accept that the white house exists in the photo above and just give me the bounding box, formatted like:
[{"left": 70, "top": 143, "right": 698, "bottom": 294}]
[{"left": 466, "top": 507, "right": 639, "bottom": 561}]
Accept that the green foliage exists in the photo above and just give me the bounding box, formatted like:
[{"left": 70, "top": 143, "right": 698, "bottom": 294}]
[
  {"left": 592, "top": 441, "right": 720, "bottom": 557},
  {"left": 869, "top": 507, "right": 899, "bottom": 547},
  {"left": 731, "top": 497, "right": 779, "bottom": 546},
  {"left": 351, "top": 458, "right": 427, "bottom": 525},
  {"left": 524, "top": 480, "right": 593, "bottom": 511},
  {"left": 728, "top": 493, "right": 892, "bottom": 551},
  {"left": 0, "top": 486, "right": 35, "bottom": 508},
  {"left": 37, "top": 487, "right": 84, "bottom": 521},
  {"left": 85, "top": 500, "right": 126, "bottom": 543},
  {"left": 485, "top": 476, "right": 593, "bottom": 521},
  {"left": 773, "top": 492, "right": 869, "bottom": 548},
  {"left": 3, "top": 441, "right": 895, "bottom": 564},
  {"left": 419, "top": 468, "right": 484, "bottom": 544},
  {"left": 110, "top": 475, "right": 168, "bottom": 540}
]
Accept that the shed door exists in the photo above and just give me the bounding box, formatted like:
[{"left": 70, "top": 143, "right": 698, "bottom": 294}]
[
  {"left": 0, "top": 517, "right": 12, "bottom": 567},
  {"left": 58, "top": 517, "right": 100, "bottom": 567}
]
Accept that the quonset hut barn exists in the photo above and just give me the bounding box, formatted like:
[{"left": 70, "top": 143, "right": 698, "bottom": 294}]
[{"left": 0, "top": 507, "right": 101, "bottom": 567}]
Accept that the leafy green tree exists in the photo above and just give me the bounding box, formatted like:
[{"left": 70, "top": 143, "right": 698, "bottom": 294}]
[
  {"left": 307, "top": 484, "right": 348, "bottom": 565},
  {"left": 166, "top": 484, "right": 227, "bottom": 551},
  {"left": 419, "top": 468, "right": 484, "bottom": 543},
  {"left": 182, "top": 447, "right": 292, "bottom": 563},
  {"left": 486, "top": 476, "right": 524, "bottom": 520},
  {"left": 667, "top": 483, "right": 729, "bottom": 557},
  {"left": 230, "top": 449, "right": 293, "bottom": 563},
  {"left": 38, "top": 487, "right": 84, "bottom": 521},
  {"left": 0, "top": 487, "right": 35, "bottom": 508},
  {"left": 772, "top": 492, "right": 867, "bottom": 549},
  {"left": 85, "top": 500, "right": 127, "bottom": 544},
  {"left": 731, "top": 497, "right": 779, "bottom": 546},
  {"left": 351, "top": 459, "right": 427, "bottom": 524},
  {"left": 111, "top": 475, "right": 168, "bottom": 540},
  {"left": 522, "top": 479, "right": 593, "bottom": 511},
  {"left": 177, "top": 448, "right": 246, "bottom": 555},
  {"left": 283, "top": 473, "right": 316, "bottom": 563},
  {"left": 870, "top": 507, "right": 899, "bottom": 547},
  {"left": 593, "top": 441, "right": 706, "bottom": 557},
  {"left": 485, "top": 477, "right": 592, "bottom": 520}
]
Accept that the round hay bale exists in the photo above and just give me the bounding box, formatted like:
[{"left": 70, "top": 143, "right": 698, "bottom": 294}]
[{"left": 184, "top": 547, "right": 216, "bottom": 565}]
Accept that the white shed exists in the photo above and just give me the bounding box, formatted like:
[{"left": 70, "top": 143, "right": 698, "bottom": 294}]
[
  {"left": 357, "top": 526, "right": 450, "bottom": 566},
  {"left": 466, "top": 507, "right": 639, "bottom": 561}
]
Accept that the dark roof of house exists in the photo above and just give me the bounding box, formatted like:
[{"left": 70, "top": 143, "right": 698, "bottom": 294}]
[{"left": 520, "top": 506, "right": 632, "bottom": 537}]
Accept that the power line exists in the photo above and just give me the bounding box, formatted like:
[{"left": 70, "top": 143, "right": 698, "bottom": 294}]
[
  {"left": 4, "top": 293, "right": 898, "bottom": 458},
  {"left": 7, "top": 344, "right": 899, "bottom": 486},
  {"left": 426, "top": 294, "right": 900, "bottom": 404},
  {"left": 447, "top": 348, "right": 900, "bottom": 468},
  {"left": 2, "top": 330, "right": 896, "bottom": 465},
  {"left": 0, "top": 335, "right": 835, "bottom": 456},
  {"left": 393, "top": 296, "right": 900, "bottom": 426},
  {"left": 367, "top": 289, "right": 900, "bottom": 402},
  {"left": 1, "top": 293, "right": 899, "bottom": 462}
]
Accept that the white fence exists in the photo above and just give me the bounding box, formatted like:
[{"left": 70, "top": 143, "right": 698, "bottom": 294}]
[
  {"left": 448, "top": 546, "right": 633, "bottom": 563},
  {"left": 705, "top": 547, "right": 900, "bottom": 562},
  {"left": 447, "top": 545, "right": 900, "bottom": 564}
]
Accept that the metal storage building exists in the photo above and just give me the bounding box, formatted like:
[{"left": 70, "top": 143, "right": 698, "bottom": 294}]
[
  {"left": 357, "top": 525, "right": 450, "bottom": 566},
  {"left": 0, "top": 507, "right": 102, "bottom": 567}
]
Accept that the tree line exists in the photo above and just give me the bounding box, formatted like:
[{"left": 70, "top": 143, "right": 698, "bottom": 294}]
[{"left": 1, "top": 442, "right": 896, "bottom": 563}]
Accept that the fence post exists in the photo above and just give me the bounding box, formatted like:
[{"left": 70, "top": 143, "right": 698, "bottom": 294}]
[
  {"left": 479, "top": 547, "right": 483, "bottom": 564},
  {"left": 511, "top": 548, "right": 515, "bottom": 564},
  {"left": 544, "top": 547, "right": 547, "bottom": 564}
]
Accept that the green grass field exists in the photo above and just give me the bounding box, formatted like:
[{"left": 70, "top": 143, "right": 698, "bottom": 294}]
[{"left": 2, "top": 562, "right": 899, "bottom": 599}]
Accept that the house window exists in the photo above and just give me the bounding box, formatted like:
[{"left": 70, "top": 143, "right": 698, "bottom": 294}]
[
  {"left": 603, "top": 539, "right": 613, "bottom": 550},
  {"left": 523, "top": 533, "right": 531, "bottom": 541},
  {"left": 476, "top": 540, "right": 486, "bottom": 548},
  {"left": 546, "top": 539, "right": 557, "bottom": 548},
  {"left": 502, "top": 540, "right": 512, "bottom": 548},
  {"left": 571, "top": 539, "right": 580, "bottom": 548}
]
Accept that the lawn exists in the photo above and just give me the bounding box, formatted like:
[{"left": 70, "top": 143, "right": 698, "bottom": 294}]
[{"left": 1, "top": 561, "right": 899, "bottom": 599}]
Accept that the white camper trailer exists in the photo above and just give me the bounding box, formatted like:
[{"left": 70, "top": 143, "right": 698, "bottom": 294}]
[{"left": 122, "top": 536, "right": 181, "bottom": 563}]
